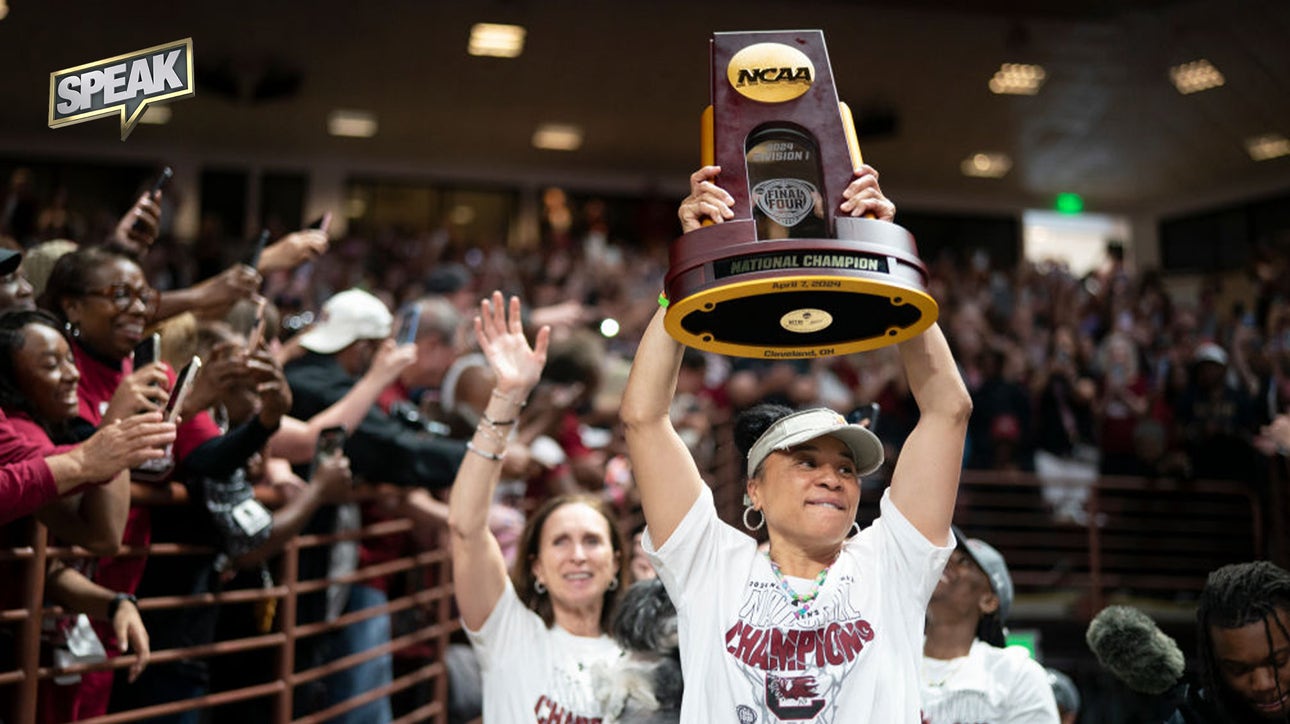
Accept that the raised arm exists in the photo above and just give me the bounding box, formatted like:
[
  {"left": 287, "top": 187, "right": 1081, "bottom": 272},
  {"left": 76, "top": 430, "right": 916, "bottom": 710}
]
[
  {"left": 256, "top": 228, "right": 329, "bottom": 275},
  {"left": 153, "top": 264, "right": 261, "bottom": 323},
  {"left": 619, "top": 308, "right": 705, "bottom": 548},
  {"left": 448, "top": 292, "right": 549, "bottom": 630},
  {"left": 840, "top": 163, "right": 958, "bottom": 543},
  {"left": 233, "top": 453, "right": 351, "bottom": 570},
  {"left": 267, "top": 340, "right": 416, "bottom": 464},
  {"left": 887, "top": 323, "right": 972, "bottom": 545},
  {"left": 630, "top": 163, "right": 904, "bottom": 550},
  {"left": 45, "top": 411, "right": 177, "bottom": 490}
]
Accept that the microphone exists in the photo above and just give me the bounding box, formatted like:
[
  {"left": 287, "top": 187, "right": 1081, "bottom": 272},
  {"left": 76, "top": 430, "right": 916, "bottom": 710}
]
[{"left": 1085, "top": 605, "right": 1186, "bottom": 695}]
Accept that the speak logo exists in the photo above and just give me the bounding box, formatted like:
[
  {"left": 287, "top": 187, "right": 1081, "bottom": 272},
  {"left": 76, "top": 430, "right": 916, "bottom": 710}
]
[{"left": 48, "top": 38, "right": 194, "bottom": 141}]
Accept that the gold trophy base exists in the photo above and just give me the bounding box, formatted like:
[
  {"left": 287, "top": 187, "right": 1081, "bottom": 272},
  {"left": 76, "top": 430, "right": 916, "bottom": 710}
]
[
  {"left": 665, "top": 275, "right": 936, "bottom": 359},
  {"left": 664, "top": 218, "right": 938, "bottom": 358}
]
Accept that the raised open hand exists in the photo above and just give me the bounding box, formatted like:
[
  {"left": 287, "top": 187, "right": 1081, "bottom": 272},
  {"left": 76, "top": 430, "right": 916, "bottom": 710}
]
[{"left": 474, "top": 291, "right": 550, "bottom": 399}]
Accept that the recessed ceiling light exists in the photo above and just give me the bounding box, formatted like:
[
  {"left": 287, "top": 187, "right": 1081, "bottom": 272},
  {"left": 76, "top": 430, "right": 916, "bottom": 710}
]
[
  {"left": 139, "top": 105, "right": 171, "bottom": 125},
  {"left": 468, "top": 23, "right": 526, "bottom": 58},
  {"left": 328, "top": 109, "right": 378, "bottom": 138},
  {"left": 989, "top": 63, "right": 1046, "bottom": 95},
  {"left": 533, "top": 123, "right": 583, "bottom": 151},
  {"left": 961, "top": 152, "right": 1012, "bottom": 178},
  {"left": 1170, "top": 59, "right": 1225, "bottom": 94},
  {"left": 1246, "top": 133, "right": 1290, "bottom": 161}
]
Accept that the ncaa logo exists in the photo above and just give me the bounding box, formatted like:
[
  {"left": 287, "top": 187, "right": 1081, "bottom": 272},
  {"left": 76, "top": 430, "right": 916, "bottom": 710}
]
[
  {"left": 726, "top": 42, "right": 815, "bottom": 103},
  {"left": 753, "top": 178, "right": 817, "bottom": 228}
]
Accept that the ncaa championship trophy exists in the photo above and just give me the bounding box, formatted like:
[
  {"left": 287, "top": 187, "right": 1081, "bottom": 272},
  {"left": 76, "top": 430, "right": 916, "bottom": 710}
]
[{"left": 664, "top": 30, "right": 937, "bottom": 358}]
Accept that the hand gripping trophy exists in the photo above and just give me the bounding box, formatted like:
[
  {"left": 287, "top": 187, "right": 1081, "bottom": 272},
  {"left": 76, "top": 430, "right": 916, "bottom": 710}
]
[{"left": 664, "top": 30, "right": 937, "bottom": 358}]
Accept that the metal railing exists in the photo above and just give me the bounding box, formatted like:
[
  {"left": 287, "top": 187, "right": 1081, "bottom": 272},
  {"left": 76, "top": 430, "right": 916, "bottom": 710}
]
[
  {"left": 2, "top": 440, "right": 1266, "bottom": 722},
  {"left": 2, "top": 484, "right": 456, "bottom": 724}
]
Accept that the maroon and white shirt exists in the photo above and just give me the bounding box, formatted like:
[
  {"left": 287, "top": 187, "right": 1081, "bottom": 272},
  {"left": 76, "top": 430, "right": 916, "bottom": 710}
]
[
  {"left": 644, "top": 486, "right": 952, "bottom": 723},
  {"left": 465, "top": 579, "right": 623, "bottom": 723}
]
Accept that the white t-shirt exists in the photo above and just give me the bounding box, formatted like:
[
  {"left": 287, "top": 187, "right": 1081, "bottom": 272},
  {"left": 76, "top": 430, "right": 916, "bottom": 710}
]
[
  {"left": 920, "top": 639, "right": 1060, "bottom": 724},
  {"left": 465, "top": 579, "right": 624, "bottom": 723},
  {"left": 644, "top": 485, "right": 953, "bottom": 723},
  {"left": 441, "top": 352, "right": 487, "bottom": 424}
]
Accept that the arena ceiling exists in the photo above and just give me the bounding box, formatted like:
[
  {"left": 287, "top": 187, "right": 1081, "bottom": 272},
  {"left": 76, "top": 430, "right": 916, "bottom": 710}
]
[{"left": 0, "top": 0, "right": 1288, "bottom": 216}]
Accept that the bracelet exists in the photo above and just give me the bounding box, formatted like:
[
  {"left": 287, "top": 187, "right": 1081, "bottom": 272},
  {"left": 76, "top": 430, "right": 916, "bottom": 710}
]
[
  {"left": 107, "top": 592, "right": 138, "bottom": 621},
  {"left": 466, "top": 441, "right": 505, "bottom": 462},
  {"left": 481, "top": 414, "right": 517, "bottom": 427},
  {"left": 473, "top": 423, "right": 508, "bottom": 446},
  {"left": 490, "top": 389, "right": 527, "bottom": 409},
  {"left": 658, "top": 292, "right": 670, "bottom": 308}
]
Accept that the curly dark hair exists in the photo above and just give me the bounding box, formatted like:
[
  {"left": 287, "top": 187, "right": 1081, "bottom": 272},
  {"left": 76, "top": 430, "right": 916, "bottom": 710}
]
[
  {"left": 511, "top": 493, "right": 628, "bottom": 632},
  {"left": 0, "top": 309, "right": 74, "bottom": 437},
  {"left": 1197, "top": 561, "right": 1290, "bottom": 722},
  {"left": 733, "top": 403, "right": 794, "bottom": 478}
]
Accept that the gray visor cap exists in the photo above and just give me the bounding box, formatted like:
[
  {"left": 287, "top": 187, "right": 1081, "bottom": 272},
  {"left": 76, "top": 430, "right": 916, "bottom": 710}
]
[{"left": 746, "top": 408, "right": 884, "bottom": 480}]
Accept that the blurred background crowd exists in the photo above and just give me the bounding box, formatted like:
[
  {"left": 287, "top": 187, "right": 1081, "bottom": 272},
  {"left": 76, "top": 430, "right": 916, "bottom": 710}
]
[{"left": 1, "top": 157, "right": 1289, "bottom": 721}]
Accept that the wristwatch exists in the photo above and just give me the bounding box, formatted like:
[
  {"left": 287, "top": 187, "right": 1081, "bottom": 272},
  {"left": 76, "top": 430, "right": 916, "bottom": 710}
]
[{"left": 107, "top": 592, "right": 138, "bottom": 620}]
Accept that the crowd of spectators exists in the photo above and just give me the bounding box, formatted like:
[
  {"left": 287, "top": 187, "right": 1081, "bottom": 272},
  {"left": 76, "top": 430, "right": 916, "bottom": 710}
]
[{"left": 1, "top": 164, "right": 1287, "bottom": 722}]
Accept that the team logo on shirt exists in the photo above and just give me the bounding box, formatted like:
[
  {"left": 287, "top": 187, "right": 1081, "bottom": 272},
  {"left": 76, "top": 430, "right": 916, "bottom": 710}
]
[
  {"left": 767, "top": 674, "right": 825, "bottom": 718},
  {"left": 724, "top": 580, "right": 877, "bottom": 722}
]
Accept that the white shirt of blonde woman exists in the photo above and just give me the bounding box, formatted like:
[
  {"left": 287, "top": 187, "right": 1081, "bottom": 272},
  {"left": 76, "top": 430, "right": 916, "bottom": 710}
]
[
  {"left": 644, "top": 485, "right": 952, "bottom": 723},
  {"left": 920, "top": 639, "right": 1060, "bottom": 724},
  {"left": 465, "top": 579, "right": 623, "bottom": 723}
]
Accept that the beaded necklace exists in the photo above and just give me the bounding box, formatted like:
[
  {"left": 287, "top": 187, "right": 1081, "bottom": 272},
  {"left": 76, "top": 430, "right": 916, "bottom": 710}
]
[{"left": 765, "top": 550, "right": 838, "bottom": 618}]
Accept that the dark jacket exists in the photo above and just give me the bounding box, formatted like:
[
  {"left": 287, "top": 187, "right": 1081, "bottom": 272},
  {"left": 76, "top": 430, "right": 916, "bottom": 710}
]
[
  {"left": 284, "top": 351, "right": 465, "bottom": 488},
  {"left": 1168, "top": 684, "right": 1265, "bottom": 724}
]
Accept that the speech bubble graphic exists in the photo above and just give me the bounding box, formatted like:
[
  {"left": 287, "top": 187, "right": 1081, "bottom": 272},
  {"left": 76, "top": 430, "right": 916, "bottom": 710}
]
[{"left": 48, "top": 38, "right": 194, "bottom": 141}]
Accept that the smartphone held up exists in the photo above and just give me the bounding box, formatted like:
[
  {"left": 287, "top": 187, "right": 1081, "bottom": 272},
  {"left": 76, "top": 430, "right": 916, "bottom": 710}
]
[
  {"left": 246, "top": 297, "right": 268, "bottom": 352},
  {"left": 131, "top": 166, "right": 172, "bottom": 234},
  {"left": 397, "top": 304, "right": 421, "bottom": 346},
  {"left": 313, "top": 425, "right": 347, "bottom": 472},
  {"left": 132, "top": 332, "right": 160, "bottom": 370},
  {"left": 132, "top": 355, "right": 202, "bottom": 482}
]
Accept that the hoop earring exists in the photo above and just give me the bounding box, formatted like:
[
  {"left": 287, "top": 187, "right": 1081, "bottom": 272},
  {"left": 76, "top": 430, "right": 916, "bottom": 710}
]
[
  {"left": 607, "top": 577, "right": 619, "bottom": 591},
  {"left": 743, "top": 505, "right": 765, "bottom": 531},
  {"left": 534, "top": 580, "right": 546, "bottom": 595},
  {"left": 65, "top": 321, "right": 80, "bottom": 339},
  {"left": 850, "top": 522, "right": 861, "bottom": 538}
]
